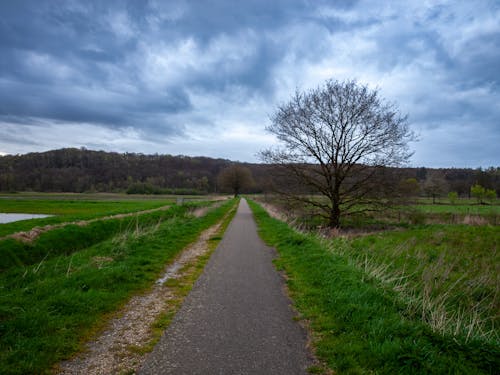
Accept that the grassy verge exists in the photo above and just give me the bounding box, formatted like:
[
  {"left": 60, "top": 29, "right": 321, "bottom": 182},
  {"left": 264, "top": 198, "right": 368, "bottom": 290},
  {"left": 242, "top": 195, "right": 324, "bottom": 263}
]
[
  {"left": 0, "top": 199, "right": 237, "bottom": 374},
  {"left": 248, "top": 200, "right": 499, "bottom": 374}
]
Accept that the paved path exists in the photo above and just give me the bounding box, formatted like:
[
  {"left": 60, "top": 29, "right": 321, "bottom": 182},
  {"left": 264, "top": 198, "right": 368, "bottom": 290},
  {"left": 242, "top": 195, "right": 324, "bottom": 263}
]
[{"left": 139, "top": 199, "right": 312, "bottom": 374}]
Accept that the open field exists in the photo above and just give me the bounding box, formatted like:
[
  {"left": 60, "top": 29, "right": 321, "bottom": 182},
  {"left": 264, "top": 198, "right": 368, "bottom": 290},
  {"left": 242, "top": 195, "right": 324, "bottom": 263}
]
[
  {"left": 254, "top": 195, "right": 500, "bottom": 228},
  {"left": 0, "top": 192, "right": 216, "bottom": 201},
  {"left": 416, "top": 197, "right": 500, "bottom": 207},
  {"left": 0, "top": 196, "right": 171, "bottom": 237},
  {"left": 0, "top": 198, "right": 237, "bottom": 374},
  {"left": 415, "top": 201, "right": 500, "bottom": 214},
  {"left": 249, "top": 200, "right": 499, "bottom": 374},
  {"left": 0, "top": 192, "right": 225, "bottom": 237}
]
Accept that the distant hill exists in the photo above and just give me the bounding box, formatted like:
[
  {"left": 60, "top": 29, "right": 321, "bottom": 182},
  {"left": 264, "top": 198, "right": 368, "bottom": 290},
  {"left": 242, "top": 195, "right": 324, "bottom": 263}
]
[
  {"left": 0, "top": 148, "right": 498, "bottom": 196},
  {"left": 0, "top": 148, "right": 234, "bottom": 194}
]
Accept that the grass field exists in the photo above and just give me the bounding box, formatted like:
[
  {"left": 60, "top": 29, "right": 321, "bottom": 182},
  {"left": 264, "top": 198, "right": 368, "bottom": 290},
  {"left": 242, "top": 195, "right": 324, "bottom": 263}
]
[
  {"left": 0, "top": 195, "right": 223, "bottom": 271},
  {"left": 249, "top": 199, "right": 499, "bottom": 374},
  {"left": 0, "top": 198, "right": 237, "bottom": 374},
  {"left": 416, "top": 197, "right": 500, "bottom": 207},
  {"left": 256, "top": 195, "right": 500, "bottom": 227},
  {"left": 335, "top": 225, "right": 499, "bottom": 342},
  {"left": 415, "top": 203, "right": 499, "bottom": 215},
  {"left": 0, "top": 196, "right": 173, "bottom": 237}
]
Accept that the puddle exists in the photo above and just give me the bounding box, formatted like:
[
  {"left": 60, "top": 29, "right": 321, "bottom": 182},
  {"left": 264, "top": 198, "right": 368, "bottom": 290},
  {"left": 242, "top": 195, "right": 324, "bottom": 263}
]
[
  {"left": 0, "top": 213, "right": 52, "bottom": 224},
  {"left": 156, "top": 262, "right": 182, "bottom": 284}
]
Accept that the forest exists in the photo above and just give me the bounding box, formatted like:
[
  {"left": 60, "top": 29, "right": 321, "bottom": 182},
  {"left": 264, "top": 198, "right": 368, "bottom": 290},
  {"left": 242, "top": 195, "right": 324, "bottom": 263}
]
[{"left": 0, "top": 147, "right": 499, "bottom": 197}]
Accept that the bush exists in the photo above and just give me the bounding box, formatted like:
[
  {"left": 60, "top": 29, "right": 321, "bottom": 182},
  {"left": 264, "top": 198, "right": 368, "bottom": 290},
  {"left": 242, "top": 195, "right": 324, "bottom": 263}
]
[
  {"left": 448, "top": 191, "right": 458, "bottom": 204},
  {"left": 471, "top": 184, "right": 496, "bottom": 204}
]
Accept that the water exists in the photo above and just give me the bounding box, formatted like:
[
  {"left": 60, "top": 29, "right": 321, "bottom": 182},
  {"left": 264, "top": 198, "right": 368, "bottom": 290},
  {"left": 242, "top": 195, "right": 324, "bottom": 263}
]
[
  {"left": 0, "top": 213, "right": 52, "bottom": 224},
  {"left": 156, "top": 262, "right": 182, "bottom": 285}
]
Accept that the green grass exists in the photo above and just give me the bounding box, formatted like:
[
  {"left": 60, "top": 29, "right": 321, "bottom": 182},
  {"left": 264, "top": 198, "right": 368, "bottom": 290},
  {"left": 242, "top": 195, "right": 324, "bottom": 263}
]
[
  {"left": 0, "top": 199, "right": 237, "bottom": 374},
  {"left": 248, "top": 200, "right": 499, "bottom": 374},
  {"left": 337, "top": 225, "right": 499, "bottom": 342},
  {"left": 0, "top": 204, "right": 185, "bottom": 271},
  {"left": 407, "top": 199, "right": 499, "bottom": 224},
  {"left": 398, "top": 205, "right": 499, "bottom": 226},
  {"left": 0, "top": 198, "right": 173, "bottom": 237},
  {"left": 416, "top": 197, "right": 500, "bottom": 206},
  {"left": 415, "top": 204, "right": 499, "bottom": 214}
]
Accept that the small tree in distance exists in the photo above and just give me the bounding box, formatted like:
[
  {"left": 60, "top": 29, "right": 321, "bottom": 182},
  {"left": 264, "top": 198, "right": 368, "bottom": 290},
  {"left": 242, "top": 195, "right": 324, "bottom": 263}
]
[
  {"left": 260, "top": 79, "right": 414, "bottom": 228},
  {"left": 217, "top": 165, "right": 254, "bottom": 197},
  {"left": 423, "top": 175, "right": 448, "bottom": 204},
  {"left": 398, "top": 178, "right": 420, "bottom": 202},
  {"left": 448, "top": 191, "right": 458, "bottom": 205},
  {"left": 471, "top": 184, "right": 496, "bottom": 204}
]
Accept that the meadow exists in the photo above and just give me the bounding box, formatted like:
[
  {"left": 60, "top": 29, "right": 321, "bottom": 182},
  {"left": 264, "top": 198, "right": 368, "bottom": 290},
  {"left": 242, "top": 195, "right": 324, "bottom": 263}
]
[
  {"left": 250, "top": 197, "right": 499, "bottom": 373},
  {"left": 0, "top": 193, "right": 177, "bottom": 237},
  {"left": 334, "top": 225, "right": 499, "bottom": 342},
  {"left": 0, "top": 195, "right": 236, "bottom": 374}
]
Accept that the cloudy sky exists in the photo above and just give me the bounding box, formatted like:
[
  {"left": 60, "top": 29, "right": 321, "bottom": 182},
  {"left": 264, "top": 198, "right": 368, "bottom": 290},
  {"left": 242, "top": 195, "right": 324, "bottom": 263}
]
[{"left": 0, "top": 0, "right": 499, "bottom": 167}]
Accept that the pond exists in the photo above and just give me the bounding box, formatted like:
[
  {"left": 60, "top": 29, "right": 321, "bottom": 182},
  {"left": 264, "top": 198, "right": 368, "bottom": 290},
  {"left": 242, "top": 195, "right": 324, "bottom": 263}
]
[{"left": 0, "top": 213, "right": 52, "bottom": 224}]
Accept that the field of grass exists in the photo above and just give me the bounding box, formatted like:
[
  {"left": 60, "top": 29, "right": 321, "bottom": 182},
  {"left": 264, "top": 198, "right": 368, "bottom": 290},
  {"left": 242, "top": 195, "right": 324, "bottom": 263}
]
[
  {"left": 0, "top": 205, "right": 170, "bottom": 271},
  {"left": 256, "top": 194, "right": 500, "bottom": 227},
  {"left": 0, "top": 195, "right": 220, "bottom": 271},
  {"left": 248, "top": 200, "right": 499, "bottom": 374},
  {"left": 335, "top": 225, "right": 499, "bottom": 342},
  {"left": 416, "top": 197, "right": 500, "bottom": 207},
  {"left": 415, "top": 203, "right": 499, "bottom": 214},
  {"left": 0, "top": 198, "right": 237, "bottom": 374},
  {"left": 394, "top": 203, "right": 499, "bottom": 226},
  {"left": 0, "top": 195, "right": 175, "bottom": 237}
]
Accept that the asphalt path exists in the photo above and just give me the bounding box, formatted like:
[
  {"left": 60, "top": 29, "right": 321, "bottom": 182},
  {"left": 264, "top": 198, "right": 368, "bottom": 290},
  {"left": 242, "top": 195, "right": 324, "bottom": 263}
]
[{"left": 139, "top": 199, "right": 312, "bottom": 374}]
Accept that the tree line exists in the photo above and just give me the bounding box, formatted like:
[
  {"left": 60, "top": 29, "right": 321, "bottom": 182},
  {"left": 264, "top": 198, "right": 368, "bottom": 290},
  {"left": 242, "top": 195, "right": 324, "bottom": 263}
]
[{"left": 0, "top": 147, "right": 498, "bottom": 198}]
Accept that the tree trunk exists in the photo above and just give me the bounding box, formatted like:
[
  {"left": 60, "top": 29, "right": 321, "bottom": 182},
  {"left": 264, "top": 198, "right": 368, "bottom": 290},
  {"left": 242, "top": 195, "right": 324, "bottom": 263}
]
[{"left": 328, "top": 200, "right": 341, "bottom": 228}]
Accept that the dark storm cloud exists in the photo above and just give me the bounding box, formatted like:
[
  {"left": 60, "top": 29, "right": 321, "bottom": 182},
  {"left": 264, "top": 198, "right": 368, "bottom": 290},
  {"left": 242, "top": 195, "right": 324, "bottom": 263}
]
[
  {"left": 0, "top": 0, "right": 499, "bottom": 166},
  {"left": 0, "top": 0, "right": 307, "bottom": 132}
]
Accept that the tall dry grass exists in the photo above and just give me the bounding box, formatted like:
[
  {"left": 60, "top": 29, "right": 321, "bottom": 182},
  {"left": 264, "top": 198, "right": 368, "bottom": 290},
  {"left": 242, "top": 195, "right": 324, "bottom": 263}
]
[{"left": 324, "top": 233, "right": 499, "bottom": 344}]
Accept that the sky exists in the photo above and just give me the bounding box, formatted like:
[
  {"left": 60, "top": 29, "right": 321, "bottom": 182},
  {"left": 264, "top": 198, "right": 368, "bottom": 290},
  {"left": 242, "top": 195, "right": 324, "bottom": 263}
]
[{"left": 0, "top": 0, "right": 499, "bottom": 168}]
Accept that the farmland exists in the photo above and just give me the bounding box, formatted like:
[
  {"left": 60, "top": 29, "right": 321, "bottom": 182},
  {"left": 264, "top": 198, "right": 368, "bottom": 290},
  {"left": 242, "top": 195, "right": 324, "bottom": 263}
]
[{"left": 0, "top": 194, "right": 236, "bottom": 374}]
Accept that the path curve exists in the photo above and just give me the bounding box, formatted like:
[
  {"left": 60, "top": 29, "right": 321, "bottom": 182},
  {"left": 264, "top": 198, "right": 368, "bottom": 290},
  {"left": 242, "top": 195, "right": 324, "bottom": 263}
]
[{"left": 139, "top": 199, "right": 312, "bottom": 374}]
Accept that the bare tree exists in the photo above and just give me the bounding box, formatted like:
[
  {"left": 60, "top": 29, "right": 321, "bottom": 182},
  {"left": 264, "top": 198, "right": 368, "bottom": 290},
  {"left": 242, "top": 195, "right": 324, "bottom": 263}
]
[
  {"left": 217, "top": 165, "right": 254, "bottom": 197},
  {"left": 260, "top": 79, "right": 414, "bottom": 228},
  {"left": 423, "top": 174, "right": 448, "bottom": 204}
]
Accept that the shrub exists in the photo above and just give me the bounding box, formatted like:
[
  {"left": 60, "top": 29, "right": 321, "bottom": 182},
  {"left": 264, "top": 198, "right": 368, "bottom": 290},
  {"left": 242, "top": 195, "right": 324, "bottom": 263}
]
[{"left": 448, "top": 191, "right": 458, "bottom": 204}]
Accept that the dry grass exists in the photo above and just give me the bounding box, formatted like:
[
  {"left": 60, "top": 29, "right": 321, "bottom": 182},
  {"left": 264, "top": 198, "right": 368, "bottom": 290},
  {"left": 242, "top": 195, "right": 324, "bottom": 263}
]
[{"left": 324, "top": 229, "right": 499, "bottom": 344}]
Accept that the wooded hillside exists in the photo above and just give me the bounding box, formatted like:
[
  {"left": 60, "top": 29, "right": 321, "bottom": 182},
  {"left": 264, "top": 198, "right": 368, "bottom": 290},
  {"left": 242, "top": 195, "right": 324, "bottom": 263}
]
[{"left": 0, "top": 148, "right": 498, "bottom": 196}]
